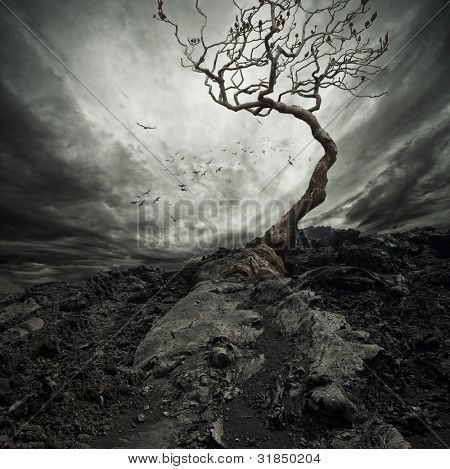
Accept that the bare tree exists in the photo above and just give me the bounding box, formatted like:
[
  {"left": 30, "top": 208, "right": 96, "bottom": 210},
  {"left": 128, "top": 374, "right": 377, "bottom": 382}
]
[{"left": 154, "top": 0, "right": 388, "bottom": 256}]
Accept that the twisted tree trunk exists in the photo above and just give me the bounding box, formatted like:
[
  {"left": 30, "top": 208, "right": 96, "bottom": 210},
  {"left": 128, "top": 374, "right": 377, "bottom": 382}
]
[{"left": 263, "top": 103, "right": 338, "bottom": 257}]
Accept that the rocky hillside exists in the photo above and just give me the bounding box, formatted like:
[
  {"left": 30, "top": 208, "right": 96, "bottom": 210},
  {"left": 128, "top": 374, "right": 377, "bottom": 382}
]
[{"left": 0, "top": 227, "right": 449, "bottom": 449}]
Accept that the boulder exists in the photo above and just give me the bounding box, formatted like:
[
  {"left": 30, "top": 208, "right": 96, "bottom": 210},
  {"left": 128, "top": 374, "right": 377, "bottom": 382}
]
[
  {"left": 223, "top": 244, "right": 285, "bottom": 279},
  {"left": 134, "top": 281, "right": 262, "bottom": 371},
  {"left": 275, "top": 291, "right": 382, "bottom": 429},
  {"left": 250, "top": 278, "right": 290, "bottom": 305},
  {"left": 131, "top": 280, "right": 269, "bottom": 448},
  {"left": 209, "top": 345, "right": 236, "bottom": 369},
  {"left": 8, "top": 317, "right": 45, "bottom": 338},
  {"left": 0, "top": 297, "right": 41, "bottom": 322},
  {"left": 308, "top": 383, "right": 357, "bottom": 424}
]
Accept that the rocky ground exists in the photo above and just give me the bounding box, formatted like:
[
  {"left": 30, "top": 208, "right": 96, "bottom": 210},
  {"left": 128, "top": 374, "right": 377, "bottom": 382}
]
[{"left": 0, "top": 226, "right": 449, "bottom": 449}]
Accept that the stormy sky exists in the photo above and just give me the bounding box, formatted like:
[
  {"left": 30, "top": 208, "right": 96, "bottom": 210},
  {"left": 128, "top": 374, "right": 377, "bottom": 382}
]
[{"left": 0, "top": 0, "right": 449, "bottom": 288}]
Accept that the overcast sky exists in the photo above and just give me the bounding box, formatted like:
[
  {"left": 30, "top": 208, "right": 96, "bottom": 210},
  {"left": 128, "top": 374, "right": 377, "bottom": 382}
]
[{"left": 0, "top": 0, "right": 449, "bottom": 287}]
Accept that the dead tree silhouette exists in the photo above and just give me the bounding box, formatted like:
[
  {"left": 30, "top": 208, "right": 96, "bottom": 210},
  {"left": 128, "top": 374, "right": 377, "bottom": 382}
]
[{"left": 154, "top": 0, "right": 388, "bottom": 256}]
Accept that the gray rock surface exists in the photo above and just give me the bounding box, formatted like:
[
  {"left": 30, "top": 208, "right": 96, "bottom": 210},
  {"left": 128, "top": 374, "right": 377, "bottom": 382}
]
[
  {"left": 1, "top": 227, "right": 448, "bottom": 449},
  {"left": 134, "top": 281, "right": 263, "bottom": 370},
  {"left": 132, "top": 280, "right": 266, "bottom": 447}
]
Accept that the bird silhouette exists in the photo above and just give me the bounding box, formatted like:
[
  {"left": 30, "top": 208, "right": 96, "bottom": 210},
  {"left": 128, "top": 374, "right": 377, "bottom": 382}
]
[
  {"left": 288, "top": 156, "right": 294, "bottom": 166},
  {"left": 153, "top": 197, "right": 161, "bottom": 204},
  {"left": 200, "top": 170, "right": 208, "bottom": 177},
  {"left": 257, "top": 119, "right": 263, "bottom": 124},
  {"left": 143, "top": 188, "right": 151, "bottom": 195},
  {"left": 207, "top": 159, "right": 213, "bottom": 165},
  {"left": 137, "top": 122, "right": 156, "bottom": 130},
  {"left": 216, "top": 167, "right": 223, "bottom": 173},
  {"left": 170, "top": 215, "right": 178, "bottom": 222},
  {"left": 130, "top": 201, "right": 138, "bottom": 205},
  {"left": 138, "top": 200, "right": 145, "bottom": 207}
]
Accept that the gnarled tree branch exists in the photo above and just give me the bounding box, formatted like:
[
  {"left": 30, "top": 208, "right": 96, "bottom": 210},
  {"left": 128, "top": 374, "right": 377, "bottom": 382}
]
[{"left": 154, "top": 0, "right": 388, "bottom": 255}]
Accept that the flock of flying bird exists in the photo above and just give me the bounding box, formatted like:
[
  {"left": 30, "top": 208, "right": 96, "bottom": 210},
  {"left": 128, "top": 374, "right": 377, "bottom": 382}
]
[{"left": 130, "top": 121, "right": 310, "bottom": 222}]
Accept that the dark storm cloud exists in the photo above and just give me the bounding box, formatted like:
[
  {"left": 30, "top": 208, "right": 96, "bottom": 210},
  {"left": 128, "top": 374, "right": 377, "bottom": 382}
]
[
  {"left": 0, "top": 0, "right": 449, "bottom": 287},
  {"left": 303, "top": 0, "right": 450, "bottom": 231},
  {"left": 346, "top": 122, "right": 450, "bottom": 232},
  {"left": 0, "top": 85, "right": 104, "bottom": 240},
  {"left": 0, "top": 78, "right": 135, "bottom": 284},
  {"left": 0, "top": 5, "right": 164, "bottom": 286}
]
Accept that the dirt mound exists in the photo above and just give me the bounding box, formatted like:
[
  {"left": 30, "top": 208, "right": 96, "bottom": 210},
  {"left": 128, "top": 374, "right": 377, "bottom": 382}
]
[{"left": 0, "top": 227, "right": 449, "bottom": 448}]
